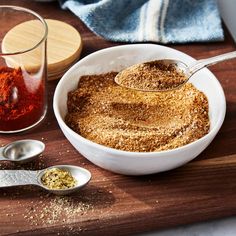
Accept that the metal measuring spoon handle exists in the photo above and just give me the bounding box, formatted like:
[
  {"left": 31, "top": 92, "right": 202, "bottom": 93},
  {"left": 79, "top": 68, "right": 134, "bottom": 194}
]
[
  {"left": 0, "top": 147, "right": 7, "bottom": 161},
  {"left": 189, "top": 51, "right": 236, "bottom": 76},
  {"left": 0, "top": 170, "right": 40, "bottom": 187}
]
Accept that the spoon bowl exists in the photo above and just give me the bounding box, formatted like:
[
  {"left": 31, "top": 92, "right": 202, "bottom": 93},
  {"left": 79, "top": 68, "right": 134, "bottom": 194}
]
[
  {"left": 0, "top": 139, "right": 45, "bottom": 163},
  {"left": 115, "top": 51, "right": 236, "bottom": 92},
  {"left": 37, "top": 165, "right": 92, "bottom": 195},
  {"left": 115, "top": 59, "right": 189, "bottom": 92}
]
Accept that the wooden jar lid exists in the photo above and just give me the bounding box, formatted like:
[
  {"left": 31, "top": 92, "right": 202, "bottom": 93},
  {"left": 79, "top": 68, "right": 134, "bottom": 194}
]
[{"left": 2, "top": 19, "right": 82, "bottom": 80}]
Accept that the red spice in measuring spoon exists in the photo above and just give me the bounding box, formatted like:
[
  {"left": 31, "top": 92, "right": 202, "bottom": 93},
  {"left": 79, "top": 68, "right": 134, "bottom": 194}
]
[{"left": 0, "top": 66, "right": 45, "bottom": 131}]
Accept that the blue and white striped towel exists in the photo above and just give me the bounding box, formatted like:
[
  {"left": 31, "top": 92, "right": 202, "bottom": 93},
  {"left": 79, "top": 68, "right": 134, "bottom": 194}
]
[{"left": 59, "top": 0, "right": 224, "bottom": 44}]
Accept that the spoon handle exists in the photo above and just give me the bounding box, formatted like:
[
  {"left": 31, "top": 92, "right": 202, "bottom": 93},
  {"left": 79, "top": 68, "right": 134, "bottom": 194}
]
[
  {"left": 0, "top": 170, "right": 39, "bottom": 187},
  {"left": 189, "top": 51, "right": 236, "bottom": 75},
  {"left": 0, "top": 147, "right": 6, "bottom": 161}
]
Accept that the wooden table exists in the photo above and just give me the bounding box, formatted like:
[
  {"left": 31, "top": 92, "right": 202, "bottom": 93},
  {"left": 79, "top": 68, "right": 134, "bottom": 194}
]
[{"left": 0, "top": 1, "right": 236, "bottom": 235}]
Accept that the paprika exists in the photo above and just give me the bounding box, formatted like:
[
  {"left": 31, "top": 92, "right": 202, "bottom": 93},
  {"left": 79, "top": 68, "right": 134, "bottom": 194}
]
[{"left": 0, "top": 66, "right": 45, "bottom": 131}]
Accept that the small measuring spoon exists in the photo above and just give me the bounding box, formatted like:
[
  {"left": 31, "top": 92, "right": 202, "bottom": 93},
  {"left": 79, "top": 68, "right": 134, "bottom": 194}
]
[
  {"left": 115, "top": 50, "right": 236, "bottom": 92},
  {"left": 0, "top": 165, "right": 91, "bottom": 195},
  {"left": 0, "top": 139, "right": 45, "bottom": 164}
]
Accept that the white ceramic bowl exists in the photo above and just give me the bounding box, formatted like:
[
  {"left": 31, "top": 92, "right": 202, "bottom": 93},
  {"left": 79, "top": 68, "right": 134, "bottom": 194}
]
[{"left": 53, "top": 44, "right": 226, "bottom": 175}]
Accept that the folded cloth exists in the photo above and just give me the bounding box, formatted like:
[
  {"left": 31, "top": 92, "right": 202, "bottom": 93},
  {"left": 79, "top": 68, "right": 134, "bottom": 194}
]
[{"left": 59, "top": 0, "right": 224, "bottom": 44}]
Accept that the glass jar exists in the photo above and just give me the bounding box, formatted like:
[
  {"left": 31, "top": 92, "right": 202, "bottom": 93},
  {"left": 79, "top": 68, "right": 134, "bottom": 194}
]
[{"left": 0, "top": 5, "right": 48, "bottom": 133}]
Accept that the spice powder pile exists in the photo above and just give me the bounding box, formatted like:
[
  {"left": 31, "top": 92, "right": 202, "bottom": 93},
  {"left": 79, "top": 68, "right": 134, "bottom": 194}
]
[
  {"left": 41, "top": 168, "right": 77, "bottom": 190},
  {"left": 116, "top": 61, "right": 187, "bottom": 91},
  {"left": 66, "top": 72, "right": 210, "bottom": 152},
  {"left": 0, "top": 67, "right": 44, "bottom": 131}
]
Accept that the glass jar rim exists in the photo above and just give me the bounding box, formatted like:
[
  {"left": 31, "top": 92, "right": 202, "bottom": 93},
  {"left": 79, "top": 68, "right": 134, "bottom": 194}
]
[{"left": 0, "top": 5, "right": 48, "bottom": 56}]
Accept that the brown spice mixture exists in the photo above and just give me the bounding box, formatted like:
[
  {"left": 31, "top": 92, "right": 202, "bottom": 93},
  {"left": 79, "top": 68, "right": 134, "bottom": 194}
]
[
  {"left": 115, "top": 61, "right": 187, "bottom": 91},
  {"left": 65, "top": 72, "right": 209, "bottom": 152}
]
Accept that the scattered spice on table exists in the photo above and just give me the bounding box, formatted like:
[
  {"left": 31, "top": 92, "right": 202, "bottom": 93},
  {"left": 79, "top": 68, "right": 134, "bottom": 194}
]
[
  {"left": 66, "top": 72, "right": 209, "bottom": 152},
  {"left": 0, "top": 66, "right": 45, "bottom": 131},
  {"left": 20, "top": 186, "right": 113, "bottom": 231},
  {"left": 115, "top": 61, "right": 187, "bottom": 91},
  {"left": 20, "top": 194, "right": 93, "bottom": 234},
  {"left": 41, "top": 168, "right": 77, "bottom": 190}
]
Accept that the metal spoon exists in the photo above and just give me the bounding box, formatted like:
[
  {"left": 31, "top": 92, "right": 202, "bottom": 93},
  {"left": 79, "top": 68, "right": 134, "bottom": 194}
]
[
  {"left": 0, "top": 165, "right": 91, "bottom": 195},
  {"left": 0, "top": 139, "right": 45, "bottom": 164},
  {"left": 115, "top": 50, "right": 236, "bottom": 92}
]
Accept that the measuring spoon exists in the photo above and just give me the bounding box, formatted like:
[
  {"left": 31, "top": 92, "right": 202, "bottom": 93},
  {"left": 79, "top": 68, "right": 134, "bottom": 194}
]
[
  {"left": 0, "top": 139, "right": 45, "bottom": 164},
  {"left": 0, "top": 165, "right": 91, "bottom": 195},
  {"left": 115, "top": 50, "right": 236, "bottom": 92}
]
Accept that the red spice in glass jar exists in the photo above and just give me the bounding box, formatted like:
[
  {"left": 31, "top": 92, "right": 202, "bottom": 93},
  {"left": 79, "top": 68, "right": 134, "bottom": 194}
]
[{"left": 0, "top": 66, "right": 45, "bottom": 131}]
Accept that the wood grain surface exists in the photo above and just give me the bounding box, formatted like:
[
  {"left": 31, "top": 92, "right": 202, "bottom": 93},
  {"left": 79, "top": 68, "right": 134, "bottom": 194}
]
[{"left": 0, "top": 1, "right": 236, "bottom": 235}]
